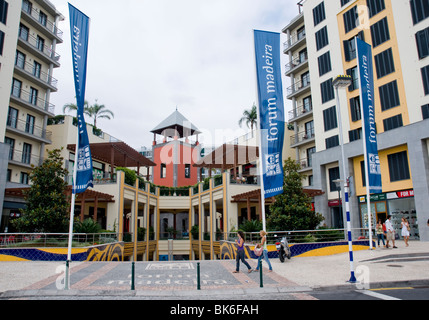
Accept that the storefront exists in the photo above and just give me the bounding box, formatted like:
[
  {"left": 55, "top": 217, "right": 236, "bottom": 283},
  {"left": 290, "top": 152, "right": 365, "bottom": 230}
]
[{"left": 358, "top": 189, "right": 419, "bottom": 239}]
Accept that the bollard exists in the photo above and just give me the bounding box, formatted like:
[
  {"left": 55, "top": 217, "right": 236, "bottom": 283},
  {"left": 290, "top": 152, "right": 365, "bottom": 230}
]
[
  {"left": 131, "top": 261, "right": 135, "bottom": 291},
  {"left": 197, "top": 262, "right": 201, "bottom": 290},
  {"left": 259, "top": 260, "right": 263, "bottom": 288}
]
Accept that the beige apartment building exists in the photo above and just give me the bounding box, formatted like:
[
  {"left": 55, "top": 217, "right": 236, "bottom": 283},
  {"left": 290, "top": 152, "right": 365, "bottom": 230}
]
[
  {"left": 0, "top": 0, "right": 63, "bottom": 231},
  {"left": 284, "top": 0, "right": 429, "bottom": 241}
]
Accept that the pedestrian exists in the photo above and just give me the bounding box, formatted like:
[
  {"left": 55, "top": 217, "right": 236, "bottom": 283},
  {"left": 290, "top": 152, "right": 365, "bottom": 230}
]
[
  {"left": 385, "top": 215, "right": 397, "bottom": 248},
  {"left": 401, "top": 217, "right": 410, "bottom": 247},
  {"left": 233, "top": 231, "right": 252, "bottom": 273},
  {"left": 376, "top": 220, "right": 386, "bottom": 248},
  {"left": 254, "top": 230, "right": 273, "bottom": 273}
]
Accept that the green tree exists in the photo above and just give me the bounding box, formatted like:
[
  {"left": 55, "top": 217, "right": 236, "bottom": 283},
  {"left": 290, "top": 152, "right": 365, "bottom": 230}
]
[
  {"left": 238, "top": 103, "right": 258, "bottom": 131},
  {"left": 267, "top": 158, "right": 324, "bottom": 231},
  {"left": 12, "top": 149, "right": 70, "bottom": 233},
  {"left": 87, "top": 100, "right": 114, "bottom": 128},
  {"left": 62, "top": 99, "right": 91, "bottom": 117}
]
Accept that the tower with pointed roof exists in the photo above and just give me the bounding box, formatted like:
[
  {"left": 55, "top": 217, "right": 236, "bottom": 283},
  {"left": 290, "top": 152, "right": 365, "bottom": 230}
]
[{"left": 151, "top": 109, "right": 201, "bottom": 187}]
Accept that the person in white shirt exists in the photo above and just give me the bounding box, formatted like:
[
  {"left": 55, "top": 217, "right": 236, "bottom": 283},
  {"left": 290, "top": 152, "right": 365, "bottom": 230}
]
[{"left": 385, "top": 215, "right": 397, "bottom": 248}]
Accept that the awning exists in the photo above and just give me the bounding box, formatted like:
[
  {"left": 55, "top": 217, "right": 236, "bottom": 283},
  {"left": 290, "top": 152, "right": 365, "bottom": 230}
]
[
  {"left": 194, "top": 144, "right": 259, "bottom": 170},
  {"left": 67, "top": 141, "right": 156, "bottom": 168}
]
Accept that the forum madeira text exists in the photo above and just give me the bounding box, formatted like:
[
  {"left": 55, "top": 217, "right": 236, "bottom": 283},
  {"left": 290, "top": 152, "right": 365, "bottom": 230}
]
[{"left": 170, "top": 304, "right": 259, "bottom": 317}]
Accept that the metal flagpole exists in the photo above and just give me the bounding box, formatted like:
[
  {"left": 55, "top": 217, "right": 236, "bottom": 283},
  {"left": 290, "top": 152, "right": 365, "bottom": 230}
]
[
  {"left": 333, "top": 77, "right": 357, "bottom": 283},
  {"left": 65, "top": 126, "right": 80, "bottom": 290}
]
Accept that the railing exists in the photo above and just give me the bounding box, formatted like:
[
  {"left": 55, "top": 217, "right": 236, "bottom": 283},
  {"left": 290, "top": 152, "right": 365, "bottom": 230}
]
[
  {"left": 0, "top": 233, "right": 120, "bottom": 248},
  {"left": 283, "top": 29, "right": 306, "bottom": 51},
  {"left": 11, "top": 85, "right": 55, "bottom": 114},
  {"left": 6, "top": 116, "right": 52, "bottom": 141},
  {"left": 285, "top": 54, "right": 308, "bottom": 73},
  {"left": 224, "top": 228, "right": 374, "bottom": 244},
  {"left": 15, "top": 59, "right": 58, "bottom": 88},
  {"left": 290, "top": 129, "right": 315, "bottom": 146},
  {"left": 287, "top": 78, "right": 311, "bottom": 96},
  {"left": 21, "top": 2, "right": 64, "bottom": 39},
  {"left": 18, "top": 31, "right": 61, "bottom": 63},
  {"left": 8, "top": 149, "right": 41, "bottom": 167},
  {"left": 288, "top": 102, "right": 313, "bottom": 121}
]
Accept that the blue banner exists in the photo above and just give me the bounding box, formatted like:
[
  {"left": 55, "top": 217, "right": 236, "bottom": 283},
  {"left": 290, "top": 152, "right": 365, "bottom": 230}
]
[
  {"left": 254, "top": 30, "right": 285, "bottom": 199},
  {"left": 356, "top": 38, "right": 382, "bottom": 194},
  {"left": 69, "top": 4, "right": 93, "bottom": 194}
]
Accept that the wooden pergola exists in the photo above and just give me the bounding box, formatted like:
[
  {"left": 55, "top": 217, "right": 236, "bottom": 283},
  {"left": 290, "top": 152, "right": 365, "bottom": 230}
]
[{"left": 67, "top": 141, "right": 156, "bottom": 180}]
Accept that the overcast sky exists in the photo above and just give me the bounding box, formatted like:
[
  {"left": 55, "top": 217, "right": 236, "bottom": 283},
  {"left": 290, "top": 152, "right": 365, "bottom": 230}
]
[{"left": 48, "top": 0, "right": 298, "bottom": 150}]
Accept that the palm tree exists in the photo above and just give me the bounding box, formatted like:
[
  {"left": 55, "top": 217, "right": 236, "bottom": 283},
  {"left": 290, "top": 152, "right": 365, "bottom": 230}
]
[
  {"left": 238, "top": 103, "right": 258, "bottom": 132},
  {"left": 62, "top": 99, "right": 114, "bottom": 128},
  {"left": 87, "top": 100, "right": 114, "bottom": 128},
  {"left": 62, "top": 100, "right": 91, "bottom": 117}
]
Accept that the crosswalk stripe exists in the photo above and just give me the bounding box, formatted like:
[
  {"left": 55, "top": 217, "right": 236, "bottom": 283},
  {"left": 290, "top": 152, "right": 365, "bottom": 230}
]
[{"left": 359, "top": 290, "right": 401, "bottom": 300}]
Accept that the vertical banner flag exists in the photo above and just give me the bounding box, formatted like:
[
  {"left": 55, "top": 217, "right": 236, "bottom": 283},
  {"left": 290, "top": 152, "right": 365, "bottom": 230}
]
[
  {"left": 69, "top": 4, "right": 93, "bottom": 194},
  {"left": 254, "top": 30, "right": 285, "bottom": 199},
  {"left": 356, "top": 38, "right": 382, "bottom": 194}
]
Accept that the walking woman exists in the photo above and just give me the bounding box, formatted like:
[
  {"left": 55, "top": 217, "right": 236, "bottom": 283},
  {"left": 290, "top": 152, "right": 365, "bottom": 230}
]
[
  {"left": 255, "top": 230, "right": 273, "bottom": 272},
  {"left": 376, "top": 220, "right": 386, "bottom": 248},
  {"left": 233, "top": 231, "right": 252, "bottom": 273},
  {"left": 401, "top": 217, "right": 410, "bottom": 247}
]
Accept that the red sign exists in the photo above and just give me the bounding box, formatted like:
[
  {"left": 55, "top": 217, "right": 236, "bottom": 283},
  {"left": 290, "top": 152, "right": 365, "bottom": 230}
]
[{"left": 396, "top": 189, "right": 414, "bottom": 198}]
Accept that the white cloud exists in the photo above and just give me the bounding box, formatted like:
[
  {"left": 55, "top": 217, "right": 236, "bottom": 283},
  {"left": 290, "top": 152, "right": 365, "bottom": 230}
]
[{"left": 49, "top": 0, "right": 297, "bottom": 149}]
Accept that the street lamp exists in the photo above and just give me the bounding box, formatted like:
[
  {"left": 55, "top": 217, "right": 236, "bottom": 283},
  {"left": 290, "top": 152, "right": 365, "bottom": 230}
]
[{"left": 333, "top": 75, "right": 357, "bottom": 283}]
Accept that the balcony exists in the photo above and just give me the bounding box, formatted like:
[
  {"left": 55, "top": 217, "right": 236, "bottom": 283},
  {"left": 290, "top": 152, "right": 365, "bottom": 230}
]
[
  {"left": 6, "top": 116, "right": 52, "bottom": 144},
  {"left": 283, "top": 29, "right": 306, "bottom": 53},
  {"left": 288, "top": 102, "right": 313, "bottom": 122},
  {"left": 10, "top": 85, "right": 55, "bottom": 116},
  {"left": 290, "top": 129, "right": 315, "bottom": 147},
  {"left": 14, "top": 59, "right": 58, "bottom": 91},
  {"left": 21, "top": 2, "right": 63, "bottom": 43},
  {"left": 7, "top": 149, "right": 41, "bottom": 168},
  {"left": 18, "top": 32, "right": 60, "bottom": 67},
  {"left": 285, "top": 54, "right": 308, "bottom": 77},
  {"left": 287, "top": 78, "right": 311, "bottom": 99}
]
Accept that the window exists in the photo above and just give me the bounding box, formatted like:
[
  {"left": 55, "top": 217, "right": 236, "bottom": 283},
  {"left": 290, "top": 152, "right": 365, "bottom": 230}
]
[
  {"left": 383, "top": 114, "right": 403, "bottom": 131},
  {"left": 350, "top": 96, "right": 361, "bottom": 121},
  {"left": 388, "top": 151, "right": 410, "bottom": 182},
  {"left": 307, "top": 147, "right": 316, "bottom": 167},
  {"left": 343, "top": 32, "right": 364, "bottom": 61},
  {"left": 349, "top": 128, "right": 362, "bottom": 142},
  {"left": 421, "top": 65, "right": 429, "bottom": 95},
  {"left": 160, "top": 163, "right": 166, "bottom": 178},
  {"left": 0, "top": 0, "right": 8, "bottom": 25},
  {"left": 185, "top": 164, "right": 191, "bottom": 178},
  {"left": 416, "top": 26, "right": 429, "bottom": 59},
  {"left": 346, "top": 66, "right": 359, "bottom": 91},
  {"left": 303, "top": 96, "right": 312, "bottom": 112},
  {"left": 410, "top": 0, "right": 429, "bottom": 25},
  {"left": 33, "top": 61, "right": 41, "bottom": 78},
  {"left": 341, "top": 0, "right": 352, "bottom": 6},
  {"left": 5, "top": 137, "right": 14, "bottom": 160},
  {"left": 326, "top": 135, "right": 339, "bottom": 149},
  {"left": 305, "top": 120, "right": 314, "bottom": 138},
  {"left": 360, "top": 161, "right": 366, "bottom": 187},
  {"left": 367, "top": 0, "right": 385, "bottom": 18},
  {"left": 379, "top": 80, "right": 400, "bottom": 111},
  {"left": 422, "top": 104, "right": 429, "bottom": 119},
  {"left": 323, "top": 106, "right": 337, "bottom": 131},
  {"left": 329, "top": 167, "right": 341, "bottom": 192},
  {"left": 20, "top": 172, "right": 29, "bottom": 185},
  {"left": 39, "top": 11, "right": 47, "bottom": 27},
  {"left": 318, "top": 51, "right": 332, "bottom": 76},
  {"left": 11, "top": 78, "right": 22, "bottom": 98},
  {"left": 15, "top": 51, "right": 25, "bottom": 69},
  {"left": 343, "top": 6, "right": 359, "bottom": 33},
  {"left": 29, "top": 87, "right": 38, "bottom": 105},
  {"left": 19, "top": 24, "right": 29, "bottom": 41},
  {"left": 26, "top": 114, "right": 35, "bottom": 134},
  {"left": 7, "top": 169, "right": 11, "bottom": 182},
  {"left": 22, "top": 0, "right": 32, "bottom": 15},
  {"left": 7, "top": 107, "right": 18, "bottom": 128},
  {"left": 22, "top": 143, "right": 32, "bottom": 165},
  {"left": 0, "top": 30, "right": 4, "bottom": 55},
  {"left": 374, "top": 48, "right": 395, "bottom": 78},
  {"left": 320, "top": 78, "right": 335, "bottom": 103},
  {"left": 313, "top": 2, "right": 326, "bottom": 26},
  {"left": 301, "top": 71, "right": 310, "bottom": 87},
  {"left": 36, "top": 36, "right": 44, "bottom": 52},
  {"left": 315, "top": 26, "right": 329, "bottom": 50},
  {"left": 370, "top": 17, "right": 390, "bottom": 48}
]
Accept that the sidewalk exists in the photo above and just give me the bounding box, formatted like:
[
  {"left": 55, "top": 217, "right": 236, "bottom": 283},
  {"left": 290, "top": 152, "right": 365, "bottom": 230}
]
[{"left": 0, "top": 240, "right": 427, "bottom": 299}]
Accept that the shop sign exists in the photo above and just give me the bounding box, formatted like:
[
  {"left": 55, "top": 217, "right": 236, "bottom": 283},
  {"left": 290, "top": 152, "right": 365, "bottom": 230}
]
[
  {"left": 358, "top": 193, "right": 387, "bottom": 203},
  {"left": 387, "top": 189, "right": 414, "bottom": 199},
  {"left": 328, "top": 200, "right": 342, "bottom": 207}
]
